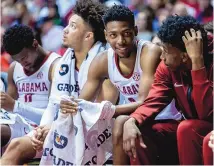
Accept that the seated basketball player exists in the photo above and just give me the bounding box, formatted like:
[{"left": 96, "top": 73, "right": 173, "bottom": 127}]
[{"left": 0, "top": 25, "right": 60, "bottom": 148}]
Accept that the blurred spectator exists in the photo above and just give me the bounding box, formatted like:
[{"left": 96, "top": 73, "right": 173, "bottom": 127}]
[
  {"left": 172, "top": 2, "right": 188, "bottom": 16},
  {"left": 136, "top": 10, "right": 154, "bottom": 41},
  {"left": 1, "top": 6, "right": 17, "bottom": 28},
  {"left": 26, "top": 0, "right": 46, "bottom": 21},
  {"left": 48, "top": 4, "right": 63, "bottom": 25},
  {"left": 147, "top": 0, "right": 166, "bottom": 11},
  {"left": 153, "top": 8, "right": 170, "bottom": 32},
  {"left": 56, "top": 0, "right": 76, "bottom": 18},
  {"left": 197, "top": 0, "right": 213, "bottom": 23},
  {"left": 37, "top": 16, "right": 63, "bottom": 52},
  {"left": 128, "top": 0, "right": 144, "bottom": 16},
  {"left": 12, "top": 1, "right": 35, "bottom": 27}
]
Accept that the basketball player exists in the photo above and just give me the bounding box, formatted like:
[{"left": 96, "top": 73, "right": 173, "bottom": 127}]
[
  {"left": 0, "top": 25, "right": 60, "bottom": 148},
  {"left": 60, "top": 5, "right": 180, "bottom": 165},
  {"left": 0, "top": 1, "right": 117, "bottom": 165},
  {"left": 123, "top": 15, "right": 213, "bottom": 165}
]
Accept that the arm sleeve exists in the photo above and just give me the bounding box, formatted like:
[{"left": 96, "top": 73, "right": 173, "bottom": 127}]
[
  {"left": 39, "top": 99, "right": 59, "bottom": 126},
  {"left": 191, "top": 65, "right": 213, "bottom": 120},
  {"left": 130, "top": 62, "right": 174, "bottom": 124},
  {"left": 13, "top": 101, "right": 44, "bottom": 125}
]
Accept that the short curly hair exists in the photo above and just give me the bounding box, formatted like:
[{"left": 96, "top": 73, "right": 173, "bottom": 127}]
[
  {"left": 73, "top": 0, "right": 106, "bottom": 43},
  {"left": 3, "top": 25, "right": 34, "bottom": 55},
  {"left": 103, "top": 5, "right": 135, "bottom": 28},
  {"left": 157, "top": 15, "right": 212, "bottom": 67}
]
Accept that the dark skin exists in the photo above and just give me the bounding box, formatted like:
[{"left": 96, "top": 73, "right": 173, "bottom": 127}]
[
  {"left": 0, "top": 40, "right": 59, "bottom": 147},
  {"left": 60, "top": 21, "right": 162, "bottom": 118},
  {"left": 59, "top": 21, "right": 163, "bottom": 165},
  {"left": 123, "top": 29, "right": 205, "bottom": 160}
]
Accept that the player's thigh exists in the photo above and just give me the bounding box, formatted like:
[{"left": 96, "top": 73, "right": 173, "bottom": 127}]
[
  {"left": 1, "top": 124, "right": 11, "bottom": 146},
  {"left": 5, "top": 136, "right": 37, "bottom": 159}
]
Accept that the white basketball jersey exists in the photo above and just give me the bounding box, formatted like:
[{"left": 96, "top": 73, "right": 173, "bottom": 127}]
[
  {"left": 13, "top": 52, "right": 60, "bottom": 109},
  {"left": 108, "top": 40, "right": 149, "bottom": 104}
]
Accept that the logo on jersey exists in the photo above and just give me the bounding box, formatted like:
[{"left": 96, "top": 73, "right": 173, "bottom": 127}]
[
  {"left": 133, "top": 72, "right": 140, "bottom": 81},
  {"left": 37, "top": 72, "right": 43, "bottom": 79},
  {"left": 59, "top": 64, "right": 69, "bottom": 76},
  {"left": 54, "top": 130, "right": 68, "bottom": 149},
  {"left": 57, "top": 82, "right": 79, "bottom": 93}
]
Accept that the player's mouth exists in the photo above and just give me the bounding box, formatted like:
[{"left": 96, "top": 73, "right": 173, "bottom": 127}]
[
  {"left": 116, "top": 47, "right": 128, "bottom": 54},
  {"left": 24, "top": 64, "right": 32, "bottom": 70}
]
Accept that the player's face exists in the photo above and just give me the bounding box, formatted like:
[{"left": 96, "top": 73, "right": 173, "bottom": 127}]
[
  {"left": 63, "top": 14, "right": 89, "bottom": 50},
  {"left": 105, "top": 21, "right": 137, "bottom": 58},
  {"left": 12, "top": 47, "right": 38, "bottom": 71},
  {"left": 160, "top": 43, "right": 185, "bottom": 71}
]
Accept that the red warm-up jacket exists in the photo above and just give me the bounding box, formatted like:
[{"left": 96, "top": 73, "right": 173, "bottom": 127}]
[{"left": 131, "top": 61, "right": 213, "bottom": 124}]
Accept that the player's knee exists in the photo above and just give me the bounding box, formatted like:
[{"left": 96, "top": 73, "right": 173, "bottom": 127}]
[
  {"left": 177, "top": 120, "right": 196, "bottom": 139},
  {"left": 113, "top": 115, "right": 129, "bottom": 145},
  {"left": 4, "top": 137, "right": 25, "bottom": 155}
]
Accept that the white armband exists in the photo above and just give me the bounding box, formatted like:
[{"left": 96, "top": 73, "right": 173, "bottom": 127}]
[{"left": 13, "top": 100, "right": 44, "bottom": 124}]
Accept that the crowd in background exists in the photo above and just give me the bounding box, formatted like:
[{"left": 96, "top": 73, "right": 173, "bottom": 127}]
[{"left": 1, "top": 0, "right": 213, "bottom": 72}]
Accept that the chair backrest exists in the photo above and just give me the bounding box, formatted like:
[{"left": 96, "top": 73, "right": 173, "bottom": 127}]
[{"left": 1, "top": 72, "right": 8, "bottom": 91}]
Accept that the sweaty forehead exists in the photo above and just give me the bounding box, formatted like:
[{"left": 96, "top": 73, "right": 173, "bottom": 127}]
[{"left": 105, "top": 21, "right": 133, "bottom": 32}]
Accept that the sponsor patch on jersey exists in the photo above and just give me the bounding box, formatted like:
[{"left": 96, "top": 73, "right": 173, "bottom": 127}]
[{"left": 59, "top": 64, "right": 69, "bottom": 76}]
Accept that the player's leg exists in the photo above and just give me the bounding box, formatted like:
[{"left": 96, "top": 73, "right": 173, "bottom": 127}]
[
  {"left": 0, "top": 136, "right": 37, "bottom": 165},
  {"left": 177, "top": 119, "right": 212, "bottom": 165},
  {"left": 112, "top": 115, "right": 130, "bottom": 165},
  {"left": 131, "top": 120, "right": 179, "bottom": 165},
  {"left": 1, "top": 124, "right": 11, "bottom": 147}
]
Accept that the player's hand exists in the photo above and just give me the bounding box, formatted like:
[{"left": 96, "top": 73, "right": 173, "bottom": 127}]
[
  {"left": 31, "top": 127, "right": 44, "bottom": 151},
  {"left": 60, "top": 97, "right": 79, "bottom": 115},
  {"left": 31, "top": 125, "right": 51, "bottom": 151},
  {"left": 0, "top": 92, "right": 15, "bottom": 111},
  {"left": 182, "top": 29, "right": 204, "bottom": 65},
  {"left": 123, "top": 118, "right": 146, "bottom": 159},
  {"left": 208, "top": 130, "right": 214, "bottom": 152},
  {"left": 35, "top": 125, "right": 51, "bottom": 141}
]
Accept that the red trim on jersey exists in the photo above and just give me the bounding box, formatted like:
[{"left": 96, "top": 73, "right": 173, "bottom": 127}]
[
  {"left": 114, "top": 53, "right": 134, "bottom": 79},
  {"left": 24, "top": 52, "right": 52, "bottom": 76},
  {"left": 114, "top": 40, "right": 139, "bottom": 79}
]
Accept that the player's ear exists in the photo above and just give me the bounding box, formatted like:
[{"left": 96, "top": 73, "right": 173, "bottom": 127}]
[
  {"left": 32, "top": 39, "right": 39, "bottom": 48},
  {"left": 85, "top": 31, "right": 94, "bottom": 41},
  {"left": 181, "top": 52, "right": 189, "bottom": 63}
]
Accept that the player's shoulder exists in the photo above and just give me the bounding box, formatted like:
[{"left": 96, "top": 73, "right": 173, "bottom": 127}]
[
  {"left": 93, "top": 50, "right": 108, "bottom": 64},
  {"left": 141, "top": 42, "right": 162, "bottom": 56},
  {"left": 49, "top": 56, "right": 61, "bottom": 82},
  {"left": 8, "top": 61, "right": 17, "bottom": 74}
]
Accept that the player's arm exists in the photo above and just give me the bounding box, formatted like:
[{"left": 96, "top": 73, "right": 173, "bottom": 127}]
[
  {"left": 1, "top": 62, "right": 18, "bottom": 111},
  {"left": 96, "top": 79, "right": 119, "bottom": 104},
  {"left": 7, "top": 62, "right": 18, "bottom": 99},
  {"left": 40, "top": 57, "right": 61, "bottom": 126},
  {"left": 79, "top": 51, "right": 110, "bottom": 101},
  {"left": 114, "top": 43, "right": 162, "bottom": 117}
]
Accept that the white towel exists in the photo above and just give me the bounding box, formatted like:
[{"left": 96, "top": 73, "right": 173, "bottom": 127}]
[
  {"left": 40, "top": 97, "right": 115, "bottom": 165},
  {"left": 40, "top": 42, "right": 115, "bottom": 165}
]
